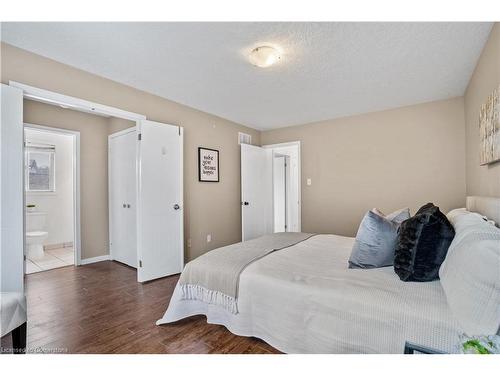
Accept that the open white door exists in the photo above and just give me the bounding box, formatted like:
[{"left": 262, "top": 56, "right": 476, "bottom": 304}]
[
  {"left": 136, "top": 120, "right": 183, "bottom": 282},
  {"left": 1, "top": 84, "right": 24, "bottom": 292},
  {"left": 241, "top": 144, "right": 273, "bottom": 241}
]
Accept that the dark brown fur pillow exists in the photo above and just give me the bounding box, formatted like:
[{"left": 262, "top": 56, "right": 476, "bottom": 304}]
[{"left": 394, "top": 203, "right": 455, "bottom": 282}]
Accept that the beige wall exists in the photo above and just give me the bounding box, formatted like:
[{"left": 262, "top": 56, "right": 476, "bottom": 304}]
[
  {"left": 262, "top": 98, "right": 466, "bottom": 236},
  {"left": 107, "top": 117, "right": 135, "bottom": 135},
  {"left": 464, "top": 23, "right": 500, "bottom": 198},
  {"left": 2, "top": 42, "right": 260, "bottom": 261}
]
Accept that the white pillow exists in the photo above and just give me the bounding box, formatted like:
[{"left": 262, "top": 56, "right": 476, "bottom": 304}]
[
  {"left": 446, "top": 207, "right": 467, "bottom": 223},
  {"left": 448, "top": 207, "right": 496, "bottom": 228},
  {"left": 439, "top": 211, "right": 500, "bottom": 335}
]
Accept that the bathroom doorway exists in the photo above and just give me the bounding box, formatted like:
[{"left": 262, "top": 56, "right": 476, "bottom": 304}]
[
  {"left": 263, "top": 141, "right": 301, "bottom": 233},
  {"left": 24, "top": 124, "right": 80, "bottom": 274},
  {"left": 272, "top": 153, "right": 290, "bottom": 232}
]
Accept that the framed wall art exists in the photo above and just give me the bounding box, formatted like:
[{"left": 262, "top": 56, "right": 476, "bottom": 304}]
[
  {"left": 198, "top": 147, "right": 219, "bottom": 182},
  {"left": 479, "top": 85, "right": 500, "bottom": 165}
]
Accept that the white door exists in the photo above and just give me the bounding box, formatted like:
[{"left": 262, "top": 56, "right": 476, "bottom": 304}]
[
  {"left": 109, "top": 129, "right": 137, "bottom": 268},
  {"left": 137, "top": 120, "right": 183, "bottom": 282},
  {"left": 241, "top": 144, "right": 273, "bottom": 241},
  {"left": 1, "top": 84, "right": 24, "bottom": 292}
]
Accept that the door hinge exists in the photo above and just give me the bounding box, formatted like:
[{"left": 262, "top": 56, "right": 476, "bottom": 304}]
[
  {"left": 139, "top": 260, "right": 142, "bottom": 267},
  {"left": 138, "top": 133, "right": 142, "bottom": 141},
  {"left": 178, "top": 127, "right": 181, "bottom": 136}
]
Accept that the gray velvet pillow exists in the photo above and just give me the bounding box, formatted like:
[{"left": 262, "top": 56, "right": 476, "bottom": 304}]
[{"left": 348, "top": 208, "right": 410, "bottom": 269}]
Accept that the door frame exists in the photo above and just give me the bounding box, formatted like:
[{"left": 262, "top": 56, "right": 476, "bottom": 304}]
[
  {"left": 10, "top": 81, "right": 146, "bottom": 269},
  {"left": 108, "top": 127, "right": 137, "bottom": 265},
  {"left": 11, "top": 81, "right": 185, "bottom": 282},
  {"left": 24, "top": 123, "right": 82, "bottom": 266},
  {"left": 262, "top": 141, "right": 302, "bottom": 232},
  {"left": 10, "top": 81, "right": 146, "bottom": 122}
]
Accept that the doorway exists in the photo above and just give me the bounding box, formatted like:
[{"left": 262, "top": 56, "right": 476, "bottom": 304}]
[
  {"left": 240, "top": 141, "right": 301, "bottom": 241},
  {"left": 4, "top": 82, "right": 185, "bottom": 286},
  {"left": 273, "top": 153, "right": 289, "bottom": 232},
  {"left": 23, "top": 124, "right": 80, "bottom": 273},
  {"left": 266, "top": 142, "right": 301, "bottom": 233}
]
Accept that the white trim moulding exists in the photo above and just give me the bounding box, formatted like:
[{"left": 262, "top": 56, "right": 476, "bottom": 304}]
[
  {"left": 80, "top": 255, "right": 110, "bottom": 265},
  {"left": 9, "top": 81, "right": 147, "bottom": 122}
]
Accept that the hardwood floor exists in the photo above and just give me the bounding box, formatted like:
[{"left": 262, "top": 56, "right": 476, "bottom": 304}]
[{"left": 1, "top": 261, "right": 280, "bottom": 354}]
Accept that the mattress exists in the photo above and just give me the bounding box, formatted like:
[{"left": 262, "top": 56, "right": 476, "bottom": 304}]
[{"left": 158, "top": 234, "right": 462, "bottom": 353}]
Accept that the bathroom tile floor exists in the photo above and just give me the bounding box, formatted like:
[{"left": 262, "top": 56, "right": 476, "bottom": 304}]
[{"left": 26, "top": 247, "right": 74, "bottom": 274}]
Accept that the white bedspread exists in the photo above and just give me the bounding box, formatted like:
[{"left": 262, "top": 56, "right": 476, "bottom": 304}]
[{"left": 157, "top": 234, "right": 462, "bottom": 353}]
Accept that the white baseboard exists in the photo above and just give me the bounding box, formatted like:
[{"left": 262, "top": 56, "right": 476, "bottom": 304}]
[{"left": 80, "top": 255, "right": 110, "bottom": 265}]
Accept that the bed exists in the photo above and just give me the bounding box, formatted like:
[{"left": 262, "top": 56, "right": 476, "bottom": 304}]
[{"left": 157, "top": 196, "right": 500, "bottom": 353}]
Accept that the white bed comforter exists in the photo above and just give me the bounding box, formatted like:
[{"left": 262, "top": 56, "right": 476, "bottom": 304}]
[{"left": 157, "top": 234, "right": 462, "bottom": 353}]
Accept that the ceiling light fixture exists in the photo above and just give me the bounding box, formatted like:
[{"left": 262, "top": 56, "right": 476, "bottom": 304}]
[{"left": 249, "top": 46, "right": 281, "bottom": 68}]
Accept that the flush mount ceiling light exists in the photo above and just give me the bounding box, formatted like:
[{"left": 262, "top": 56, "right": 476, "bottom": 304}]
[{"left": 249, "top": 46, "right": 281, "bottom": 68}]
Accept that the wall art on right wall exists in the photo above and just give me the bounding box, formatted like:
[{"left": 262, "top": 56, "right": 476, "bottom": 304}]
[{"left": 479, "top": 85, "right": 500, "bottom": 165}]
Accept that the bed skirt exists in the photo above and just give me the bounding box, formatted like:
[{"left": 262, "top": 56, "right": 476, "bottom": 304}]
[{"left": 156, "top": 284, "right": 287, "bottom": 352}]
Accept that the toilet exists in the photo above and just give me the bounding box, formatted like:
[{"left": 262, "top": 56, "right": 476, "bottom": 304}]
[{"left": 26, "top": 211, "right": 48, "bottom": 259}]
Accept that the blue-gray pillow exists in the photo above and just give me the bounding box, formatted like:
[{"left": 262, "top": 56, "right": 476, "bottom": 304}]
[{"left": 349, "top": 208, "right": 410, "bottom": 269}]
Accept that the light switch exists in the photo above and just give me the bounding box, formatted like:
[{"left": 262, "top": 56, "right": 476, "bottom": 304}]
[
  {"left": 307, "top": 178, "right": 312, "bottom": 186},
  {"left": 207, "top": 234, "right": 212, "bottom": 243},
  {"left": 187, "top": 238, "right": 192, "bottom": 248}
]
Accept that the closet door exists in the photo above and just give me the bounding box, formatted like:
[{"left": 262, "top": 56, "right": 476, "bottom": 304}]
[
  {"left": 137, "top": 120, "right": 183, "bottom": 282},
  {"left": 109, "top": 129, "right": 137, "bottom": 268}
]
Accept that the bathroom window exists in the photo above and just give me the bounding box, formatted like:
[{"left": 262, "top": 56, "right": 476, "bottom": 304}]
[{"left": 25, "top": 144, "right": 56, "bottom": 192}]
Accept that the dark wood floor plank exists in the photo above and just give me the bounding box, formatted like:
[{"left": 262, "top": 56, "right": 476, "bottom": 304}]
[{"left": 1, "top": 261, "right": 281, "bottom": 354}]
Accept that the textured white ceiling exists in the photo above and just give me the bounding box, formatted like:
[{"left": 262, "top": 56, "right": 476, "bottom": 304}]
[{"left": 1, "top": 22, "right": 493, "bottom": 130}]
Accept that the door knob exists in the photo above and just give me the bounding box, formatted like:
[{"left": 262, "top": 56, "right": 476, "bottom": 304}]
[
  {"left": 123, "top": 203, "right": 126, "bottom": 208},
  {"left": 173, "top": 204, "right": 180, "bottom": 210}
]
